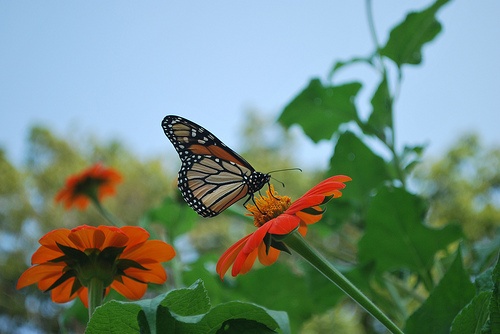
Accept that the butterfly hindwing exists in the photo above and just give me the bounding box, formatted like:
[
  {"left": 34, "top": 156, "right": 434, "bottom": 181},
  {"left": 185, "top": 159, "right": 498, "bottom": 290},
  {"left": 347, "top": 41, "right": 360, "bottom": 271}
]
[
  {"left": 162, "top": 115, "right": 270, "bottom": 217},
  {"left": 179, "top": 156, "right": 251, "bottom": 217}
]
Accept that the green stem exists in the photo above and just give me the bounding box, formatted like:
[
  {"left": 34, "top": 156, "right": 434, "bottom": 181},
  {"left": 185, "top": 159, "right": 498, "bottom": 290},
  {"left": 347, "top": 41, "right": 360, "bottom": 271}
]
[
  {"left": 366, "top": 0, "right": 407, "bottom": 188},
  {"left": 90, "top": 196, "right": 123, "bottom": 227},
  {"left": 283, "top": 232, "right": 404, "bottom": 334},
  {"left": 88, "top": 277, "right": 104, "bottom": 319},
  {"left": 366, "top": 0, "right": 381, "bottom": 53}
]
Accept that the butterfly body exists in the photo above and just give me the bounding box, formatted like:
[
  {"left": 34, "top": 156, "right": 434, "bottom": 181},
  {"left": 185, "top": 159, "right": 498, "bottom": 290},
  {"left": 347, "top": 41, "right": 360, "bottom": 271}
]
[{"left": 162, "top": 115, "right": 270, "bottom": 217}]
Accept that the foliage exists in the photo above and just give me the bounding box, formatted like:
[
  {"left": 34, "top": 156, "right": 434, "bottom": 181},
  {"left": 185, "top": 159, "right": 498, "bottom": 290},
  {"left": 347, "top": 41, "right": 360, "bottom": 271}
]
[
  {"left": 86, "top": 280, "right": 289, "bottom": 334},
  {"left": 2, "top": 0, "right": 499, "bottom": 333},
  {"left": 276, "top": 0, "right": 498, "bottom": 332}
]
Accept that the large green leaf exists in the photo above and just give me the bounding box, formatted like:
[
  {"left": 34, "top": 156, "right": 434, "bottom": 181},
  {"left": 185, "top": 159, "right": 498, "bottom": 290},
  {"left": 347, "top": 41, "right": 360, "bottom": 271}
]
[
  {"left": 450, "top": 258, "right": 499, "bottom": 333},
  {"left": 450, "top": 291, "right": 491, "bottom": 334},
  {"left": 322, "top": 131, "right": 392, "bottom": 225},
  {"left": 279, "top": 79, "right": 362, "bottom": 143},
  {"left": 328, "top": 131, "right": 391, "bottom": 202},
  {"left": 380, "top": 0, "right": 451, "bottom": 67},
  {"left": 86, "top": 301, "right": 142, "bottom": 334},
  {"left": 85, "top": 280, "right": 290, "bottom": 334},
  {"left": 404, "top": 249, "right": 475, "bottom": 334},
  {"left": 358, "top": 186, "right": 462, "bottom": 277},
  {"left": 182, "top": 252, "right": 347, "bottom": 332},
  {"left": 195, "top": 301, "right": 289, "bottom": 334}
]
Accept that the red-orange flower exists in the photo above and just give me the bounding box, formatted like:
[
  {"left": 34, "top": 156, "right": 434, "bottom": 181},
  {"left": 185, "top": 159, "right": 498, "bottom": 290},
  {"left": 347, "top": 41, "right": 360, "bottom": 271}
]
[
  {"left": 216, "top": 175, "right": 351, "bottom": 279},
  {"left": 55, "top": 163, "right": 122, "bottom": 210},
  {"left": 17, "top": 225, "right": 176, "bottom": 307}
]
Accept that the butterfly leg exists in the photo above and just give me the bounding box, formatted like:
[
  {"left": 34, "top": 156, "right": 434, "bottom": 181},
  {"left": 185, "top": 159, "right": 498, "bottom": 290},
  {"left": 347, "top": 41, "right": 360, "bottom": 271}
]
[{"left": 243, "top": 194, "right": 265, "bottom": 214}]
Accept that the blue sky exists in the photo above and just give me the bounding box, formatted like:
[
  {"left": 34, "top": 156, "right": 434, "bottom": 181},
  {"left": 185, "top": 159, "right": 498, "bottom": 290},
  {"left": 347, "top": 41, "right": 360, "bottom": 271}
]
[{"left": 1, "top": 1, "right": 499, "bottom": 170}]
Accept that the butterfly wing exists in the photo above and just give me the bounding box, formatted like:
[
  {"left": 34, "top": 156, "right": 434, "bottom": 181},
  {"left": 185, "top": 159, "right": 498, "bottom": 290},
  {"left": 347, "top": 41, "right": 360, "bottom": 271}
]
[
  {"left": 179, "top": 155, "right": 254, "bottom": 217},
  {"left": 162, "top": 115, "right": 269, "bottom": 217},
  {"left": 162, "top": 115, "right": 252, "bottom": 168}
]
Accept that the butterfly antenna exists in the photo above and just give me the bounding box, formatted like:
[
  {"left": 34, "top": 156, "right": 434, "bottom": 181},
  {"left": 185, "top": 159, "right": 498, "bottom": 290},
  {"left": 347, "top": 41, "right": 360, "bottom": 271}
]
[
  {"left": 267, "top": 167, "right": 302, "bottom": 197},
  {"left": 270, "top": 177, "right": 285, "bottom": 188},
  {"left": 267, "top": 167, "right": 302, "bottom": 174}
]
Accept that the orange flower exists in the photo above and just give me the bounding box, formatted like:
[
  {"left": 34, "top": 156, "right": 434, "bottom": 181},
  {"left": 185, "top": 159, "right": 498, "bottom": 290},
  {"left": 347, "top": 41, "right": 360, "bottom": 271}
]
[
  {"left": 17, "top": 225, "right": 176, "bottom": 307},
  {"left": 55, "top": 163, "right": 122, "bottom": 210},
  {"left": 216, "top": 175, "right": 351, "bottom": 279}
]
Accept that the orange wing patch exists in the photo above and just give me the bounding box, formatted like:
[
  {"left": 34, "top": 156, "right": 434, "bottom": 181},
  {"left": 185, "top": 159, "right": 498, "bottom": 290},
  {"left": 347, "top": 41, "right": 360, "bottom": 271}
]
[{"left": 190, "top": 145, "right": 247, "bottom": 167}]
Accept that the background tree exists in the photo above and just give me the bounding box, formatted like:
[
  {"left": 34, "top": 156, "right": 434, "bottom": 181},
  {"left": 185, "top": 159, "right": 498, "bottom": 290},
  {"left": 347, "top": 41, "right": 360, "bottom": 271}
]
[{"left": 1, "top": 126, "right": 173, "bottom": 333}]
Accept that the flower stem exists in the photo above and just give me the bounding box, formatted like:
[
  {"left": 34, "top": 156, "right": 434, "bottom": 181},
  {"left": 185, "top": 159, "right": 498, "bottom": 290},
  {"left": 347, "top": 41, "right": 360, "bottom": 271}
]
[
  {"left": 88, "top": 277, "right": 104, "bottom": 319},
  {"left": 90, "top": 196, "right": 123, "bottom": 227},
  {"left": 283, "top": 232, "right": 404, "bottom": 334}
]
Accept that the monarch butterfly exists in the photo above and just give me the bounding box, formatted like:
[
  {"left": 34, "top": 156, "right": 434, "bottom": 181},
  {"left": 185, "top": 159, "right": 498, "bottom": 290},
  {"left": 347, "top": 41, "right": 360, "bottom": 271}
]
[{"left": 162, "top": 115, "right": 271, "bottom": 217}]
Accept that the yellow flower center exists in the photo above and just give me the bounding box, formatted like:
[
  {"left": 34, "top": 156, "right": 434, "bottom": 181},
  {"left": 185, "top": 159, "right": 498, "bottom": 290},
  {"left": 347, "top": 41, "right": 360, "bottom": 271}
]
[{"left": 246, "top": 184, "right": 291, "bottom": 227}]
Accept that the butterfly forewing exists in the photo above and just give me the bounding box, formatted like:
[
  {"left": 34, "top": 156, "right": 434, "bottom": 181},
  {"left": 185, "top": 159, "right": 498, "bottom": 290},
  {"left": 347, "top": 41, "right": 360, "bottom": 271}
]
[
  {"left": 162, "top": 115, "right": 270, "bottom": 217},
  {"left": 162, "top": 116, "right": 250, "bottom": 167}
]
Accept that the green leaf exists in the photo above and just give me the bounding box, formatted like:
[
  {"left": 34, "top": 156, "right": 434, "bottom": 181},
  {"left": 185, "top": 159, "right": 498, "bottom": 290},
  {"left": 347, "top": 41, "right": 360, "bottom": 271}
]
[
  {"left": 380, "top": 0, "right": 451, "bottom": 66},
  {"left": 358, "top": 186, "right": 462, "bottom": 277},
  {"left": 366, "top": 75, "right": 392, "bottom": 137},
  {"left": 404, "top": 248, "right": 475, "bottom": 334},
  {"left": 199, "top": 301, "right": 289, "bottom": 334},
  {"left": 322, "top": 131, "right": 392, "bottom": 225},
  {"left": 85, "top": 280, "right": 290, "bottom": 334},
  {"left": 327, "top": 131, "right": 391, "bottom": 202},
  {"left": 279, "top": 79, "right": 362, "bottom": 143},
  {"left": 471, "top": 235, "right": 500, "bottom": 274},
  {"left": 219, "top": 260, "right": 344, "bottom": 332},
  {"left": 215, "top": 319, "right": 277, "bottom": 334},
  {"left": 86, "top": 301, "right": 142, "bottom": 334},
  {"left": 137, "top": 293, "right": 174, "bottom": 334},
  {"left": 490, "top": 253, "right": 500, "bottom": 333},
  {"left": 161, "top": 280, "right": 211, "bottom": 316},
  {"left": 450, "top": 291, "right": 491, "bottom": 334},
  {"left": 475, "top": 267, "right": 494, "bottom": 294}
]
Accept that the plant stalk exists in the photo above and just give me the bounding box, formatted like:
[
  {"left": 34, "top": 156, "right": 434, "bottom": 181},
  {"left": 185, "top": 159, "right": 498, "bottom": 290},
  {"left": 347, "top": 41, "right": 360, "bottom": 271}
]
[
  {"left": 88, "top": 277, "right": 104, "bottom": 319},
  {"left": 283, "top": 231, "right": 404, "bottom": 334}
]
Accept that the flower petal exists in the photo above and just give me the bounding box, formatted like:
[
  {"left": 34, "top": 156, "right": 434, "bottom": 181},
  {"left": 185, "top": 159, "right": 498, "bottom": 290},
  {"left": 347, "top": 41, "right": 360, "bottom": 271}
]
[
  {"left": 286, "top": 176, "right": 350, "bottom": 215},
  {"left": 235, "top": 248, "right": 259, "bottom": 276},
  {"left": 68, "top": 226, "right": 104, "bottom": 250},
  {"left": 110, "top": 276, "right": 147, "bottom": 300},
  {"left": 267, "top": 214, "right": 301, "bottom": 235},
  {"left": 122, "top": 240, "right": 176, "bottom": 263},
  {"left": 17, "top": 263, "right": 65, "bottom": 289},
  {"left": 124, "top": 264, "right": 167, "bottom": 284},
  {"left": 120, "top": 226, "right": 150, "bottom": 248},
  {"left": 98, "top": 226, "right": 129, "bottom": 249},
  {"left": 31, "top": 246, "right": 64, "bottom": 264},
  {"left": 77, "top": 287, "right": 89, "bottom": 307},
  {"left": 37, "top": 229, "right": 72, "bottom": 252},
  {"left": 216, "top": 235, "right": 251, "bottom": 279},
  {"left": 257, "top": 242, "right": 280, "bottom": 266},
  {"left": 50, "top": 277, "right": 81, "bottom": 304},
  {"left": 231, "top": 223, "right": 274, "bottom": 275},
  {"left": 295, "top": 209, "right": 323, "bottom": 226}
]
